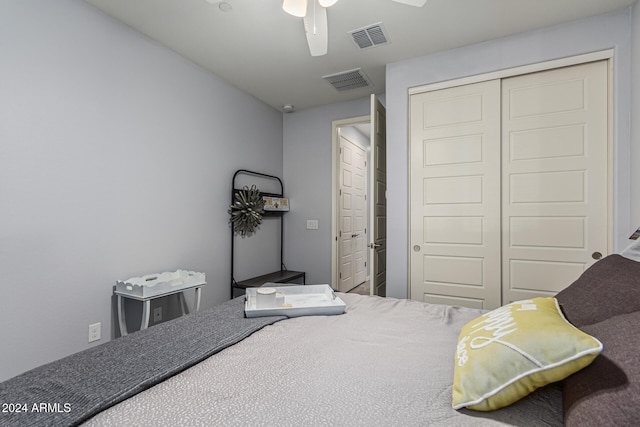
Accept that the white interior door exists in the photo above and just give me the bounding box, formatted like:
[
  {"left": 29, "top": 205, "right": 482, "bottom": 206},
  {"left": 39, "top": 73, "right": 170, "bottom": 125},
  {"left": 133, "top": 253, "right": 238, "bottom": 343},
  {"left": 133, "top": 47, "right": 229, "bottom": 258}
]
[
  {"left": 338, "top": 134, "right": 367, "bottom": 292},
  {"left": 370, "top": 94, "right": 387, "bottom": 297},
  {"left": 501, "top": 61, "right": 609, "bottom": 303},
  {"left": 410, "top": 80, "right": 502, "bottom": 309}
]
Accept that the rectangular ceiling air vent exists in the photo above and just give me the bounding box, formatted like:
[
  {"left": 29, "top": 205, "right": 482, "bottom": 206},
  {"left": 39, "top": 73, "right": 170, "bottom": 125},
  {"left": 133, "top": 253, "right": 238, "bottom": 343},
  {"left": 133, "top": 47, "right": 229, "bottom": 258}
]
[
  {"left": 348, "top": 22, "right": 390, "bottom": 50},
  {"left": 322, "top": 68, "right": 373, "bottom": 92}
]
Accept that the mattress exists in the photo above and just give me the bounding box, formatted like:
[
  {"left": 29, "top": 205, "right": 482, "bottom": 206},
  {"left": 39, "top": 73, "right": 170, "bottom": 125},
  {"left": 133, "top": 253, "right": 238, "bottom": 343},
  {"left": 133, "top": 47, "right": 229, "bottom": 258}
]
[{"left": 83, "top": 293, "right": 562, "bottom": 426}]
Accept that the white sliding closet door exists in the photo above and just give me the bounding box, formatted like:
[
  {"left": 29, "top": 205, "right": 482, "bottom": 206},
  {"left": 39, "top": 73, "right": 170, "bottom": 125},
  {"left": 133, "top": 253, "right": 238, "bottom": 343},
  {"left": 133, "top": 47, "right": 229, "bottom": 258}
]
[
  {"left": 409, "top": 60, "right": 609, "bottom": 310},
  {"left": 410, "top": 80, "right": 502, "bottom": 309},
  {"left": 501, "top": 61, "right": 609, "bottom": 303}
]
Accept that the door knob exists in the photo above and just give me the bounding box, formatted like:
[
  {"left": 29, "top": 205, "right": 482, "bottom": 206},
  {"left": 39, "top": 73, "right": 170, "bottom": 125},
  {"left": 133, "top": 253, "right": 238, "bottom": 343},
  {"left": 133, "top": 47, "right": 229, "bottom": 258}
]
[
  {"left": 352, "top": 233, "right": 360, "bottom": 238},
  {"left": 369, "top": 243, "right": 381, "bottom": 249},
  {"left": 592, "top": 252, "right": 603, "bottom": 260}
]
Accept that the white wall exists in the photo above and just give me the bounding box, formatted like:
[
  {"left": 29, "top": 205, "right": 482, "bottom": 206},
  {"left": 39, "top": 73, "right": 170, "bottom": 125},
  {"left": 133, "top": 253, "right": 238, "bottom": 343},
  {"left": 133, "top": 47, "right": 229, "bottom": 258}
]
[
  {"left": 385, "top": 8, "right": 634, "bottom": 299},
  {"left": 282, "top": 97, "right": 371, "bottom": 285},
  {"left": 0, "top": 0, "right": 283, "bottom": 382},
  {"left": 339, "top": 126, "right": 370, "bottom": 149}
]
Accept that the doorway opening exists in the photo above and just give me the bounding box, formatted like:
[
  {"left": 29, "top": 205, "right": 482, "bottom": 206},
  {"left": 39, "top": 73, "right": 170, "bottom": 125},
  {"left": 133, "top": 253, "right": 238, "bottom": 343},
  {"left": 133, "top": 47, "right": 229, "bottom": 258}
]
[
  {"left": 333, "top": 118, "right": 371, "bottom": 293},
  {"left": 331, "top": 95, "right": 387, "bottom": 297}
]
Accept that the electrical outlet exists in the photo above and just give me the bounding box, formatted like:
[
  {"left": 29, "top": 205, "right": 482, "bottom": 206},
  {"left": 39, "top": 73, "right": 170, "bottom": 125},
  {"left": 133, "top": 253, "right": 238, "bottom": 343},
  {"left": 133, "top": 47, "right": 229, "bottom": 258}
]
[
  {"left": 306, "top": 219, "right": 319, "bottom": 230},
  {"left": 88, "top": 322, "right": 101, "bottom": 343},
  {"left": 153, "top": 307, "right": 162, "bottom": 323}
]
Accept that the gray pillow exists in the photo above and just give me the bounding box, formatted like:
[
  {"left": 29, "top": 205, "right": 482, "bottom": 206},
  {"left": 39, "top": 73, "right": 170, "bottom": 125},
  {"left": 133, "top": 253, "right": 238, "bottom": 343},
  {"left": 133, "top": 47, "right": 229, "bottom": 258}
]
[
  {"left": 555, "top": 254, "right": 640, "bottom": 327},
  {"left": 563, "top": 311, "right": 640, "bottom": 426}
]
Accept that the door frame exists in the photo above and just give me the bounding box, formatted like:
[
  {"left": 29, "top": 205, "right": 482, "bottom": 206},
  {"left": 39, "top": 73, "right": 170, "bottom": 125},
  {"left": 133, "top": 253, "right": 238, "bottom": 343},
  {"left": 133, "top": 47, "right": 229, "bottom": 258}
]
[
  {"left": 408, "top": 49, "right": 614, "bottom": 300},
  {"left": 331, "top": 115, "right": 371, "bottom": 292}
]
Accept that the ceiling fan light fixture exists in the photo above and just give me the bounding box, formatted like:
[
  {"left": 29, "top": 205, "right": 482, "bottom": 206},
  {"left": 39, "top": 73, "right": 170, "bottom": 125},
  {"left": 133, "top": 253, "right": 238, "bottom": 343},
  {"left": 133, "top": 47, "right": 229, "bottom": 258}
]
[
  {"left": 283, "top": 0, "right": 307, "bottom": 17},
  {"left": 318, "top": 0, "right": 338, "bottom": 7},
  {"left": 391, "top": 0, "right": 428, "bottom": 7}
]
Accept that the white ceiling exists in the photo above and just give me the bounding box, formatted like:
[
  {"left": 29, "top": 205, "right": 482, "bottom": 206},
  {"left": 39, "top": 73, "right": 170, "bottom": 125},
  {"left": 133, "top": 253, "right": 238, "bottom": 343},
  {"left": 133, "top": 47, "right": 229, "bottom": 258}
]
[{"left": 85, "top": 0, "right": 635, "bottom": 112}]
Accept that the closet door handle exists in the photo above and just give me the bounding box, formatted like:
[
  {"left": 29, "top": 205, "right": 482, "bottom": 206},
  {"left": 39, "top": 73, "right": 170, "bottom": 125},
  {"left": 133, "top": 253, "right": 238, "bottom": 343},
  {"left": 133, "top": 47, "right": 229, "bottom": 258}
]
[
  {"left": 352, "top": 233, "right": 360, "bottom": 238},
  {"left": 592, "top": 252, "right": 603, "bottom": 260}
]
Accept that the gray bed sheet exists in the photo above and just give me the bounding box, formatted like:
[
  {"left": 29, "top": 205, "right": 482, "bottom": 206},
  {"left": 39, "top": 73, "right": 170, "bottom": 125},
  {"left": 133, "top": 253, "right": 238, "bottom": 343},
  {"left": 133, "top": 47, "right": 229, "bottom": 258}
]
[{"left": 84, "top": 293, "right": 562, "bottom": 426}]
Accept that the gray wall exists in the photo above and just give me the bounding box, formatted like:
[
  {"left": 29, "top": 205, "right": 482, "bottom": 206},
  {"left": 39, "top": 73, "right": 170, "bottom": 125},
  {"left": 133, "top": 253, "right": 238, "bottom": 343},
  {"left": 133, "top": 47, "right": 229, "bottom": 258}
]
[
  {"left": 282, "top": 97, "right": 371, "bottom": 285},
  {"left": 633, "top": 2, "right": 640, "bottom": 228},
  {"left": 0, "top": 0, "right": 283, "bottom": 382},
  {"left": 385, "top": 8, "right": 635, "bottom": 299}
]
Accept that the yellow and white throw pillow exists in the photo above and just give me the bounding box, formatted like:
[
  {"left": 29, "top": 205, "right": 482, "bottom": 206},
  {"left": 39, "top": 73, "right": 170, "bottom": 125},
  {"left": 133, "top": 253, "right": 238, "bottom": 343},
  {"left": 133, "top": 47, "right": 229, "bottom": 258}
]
[{"left": 452, "top": 297, "right": 602, "bottom": 411}]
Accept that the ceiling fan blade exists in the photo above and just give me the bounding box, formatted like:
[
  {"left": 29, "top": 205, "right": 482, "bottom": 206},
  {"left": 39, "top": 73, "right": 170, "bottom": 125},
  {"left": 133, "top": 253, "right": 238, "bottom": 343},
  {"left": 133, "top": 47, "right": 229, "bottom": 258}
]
[
  {"left": 303, "top": 2, "right": 328, "bottom": 56},
  {"left": 391, "top": 0, "right": 428, "bottom": 7}
]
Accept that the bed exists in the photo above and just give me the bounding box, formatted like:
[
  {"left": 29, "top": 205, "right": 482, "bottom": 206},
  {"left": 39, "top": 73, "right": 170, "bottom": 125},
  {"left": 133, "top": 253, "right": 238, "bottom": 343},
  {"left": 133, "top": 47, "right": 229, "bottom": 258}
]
[{"left": 2, "top": 251, "right": 639, "bottom": 426}]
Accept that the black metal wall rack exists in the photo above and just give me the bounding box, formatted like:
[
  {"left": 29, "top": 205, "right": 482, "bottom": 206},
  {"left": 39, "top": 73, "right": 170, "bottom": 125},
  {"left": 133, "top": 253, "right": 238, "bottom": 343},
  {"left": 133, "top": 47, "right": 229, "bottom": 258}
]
[{"left": 230, "top": 169, "right": 305, "bottom": 298}]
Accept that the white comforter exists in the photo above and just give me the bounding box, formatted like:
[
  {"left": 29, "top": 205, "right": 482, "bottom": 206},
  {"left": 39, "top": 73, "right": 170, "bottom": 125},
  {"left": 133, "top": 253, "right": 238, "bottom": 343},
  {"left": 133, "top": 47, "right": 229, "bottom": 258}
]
[{"left": 84, "top": 293, "right": 562, "bottom": 426}]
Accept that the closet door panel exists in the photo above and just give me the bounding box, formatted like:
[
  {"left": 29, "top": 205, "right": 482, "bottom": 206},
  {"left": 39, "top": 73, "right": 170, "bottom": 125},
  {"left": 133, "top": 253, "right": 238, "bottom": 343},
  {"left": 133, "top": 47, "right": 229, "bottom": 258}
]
[
  {"left": 509, "top": 259, "right": 586, "bottom": 293},
  {"left": 410, "top": 80, "right": 501, "bottom": 309},
  {"left": 409, "top": 60, "right": 609, "bottom": 309},
  {"left": 501, "top": 61, "right": 609, "bottom": 303}
]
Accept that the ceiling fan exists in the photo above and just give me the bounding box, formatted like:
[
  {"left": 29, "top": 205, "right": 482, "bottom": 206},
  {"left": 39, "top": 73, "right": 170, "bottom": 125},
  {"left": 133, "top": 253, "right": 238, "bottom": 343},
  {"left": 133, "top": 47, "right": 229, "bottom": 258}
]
[{"left": 283, "top": 0, "right": 428, "bottom": 56}]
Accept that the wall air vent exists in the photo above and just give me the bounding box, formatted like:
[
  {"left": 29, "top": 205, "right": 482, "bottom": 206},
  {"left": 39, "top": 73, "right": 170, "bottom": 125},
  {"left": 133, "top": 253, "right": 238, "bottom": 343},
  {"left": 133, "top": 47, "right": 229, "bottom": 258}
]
[
  {"left": 322, "top": 68, "right": 373, "bottom": 92},
  {"left": 348, "top": 22, "right": 390, "bottom": 50}
]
